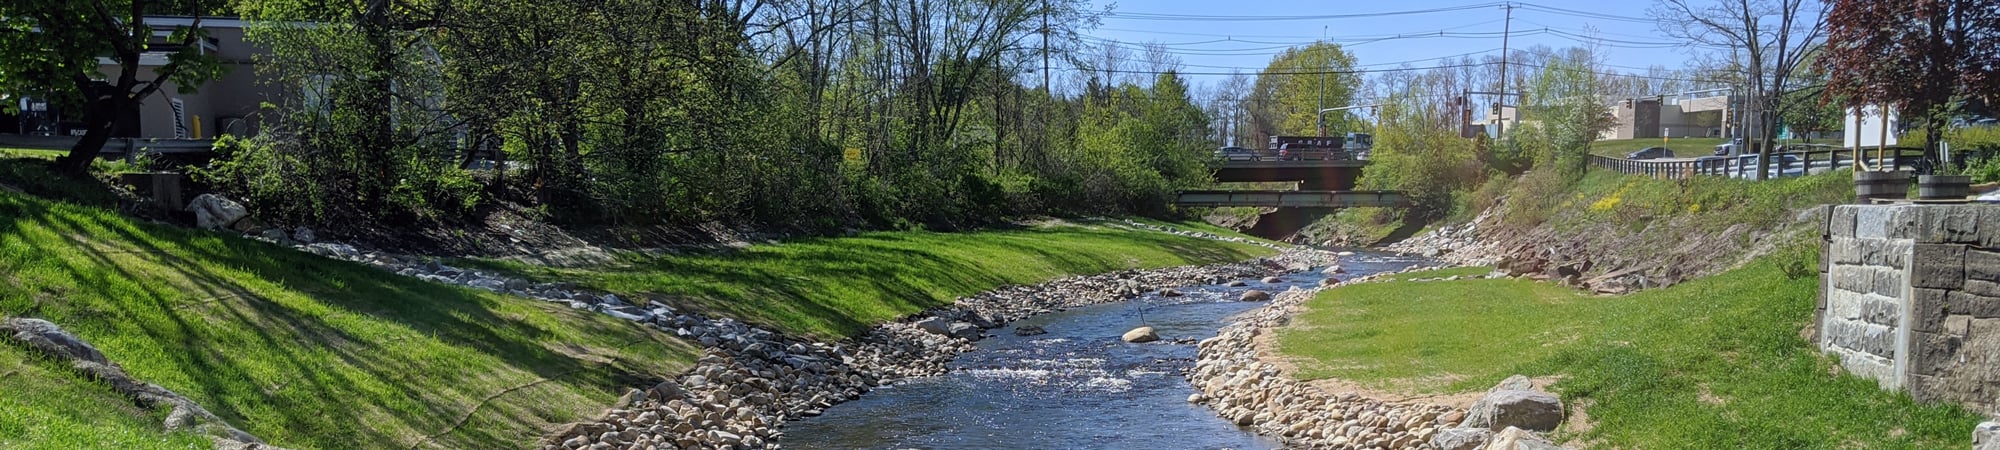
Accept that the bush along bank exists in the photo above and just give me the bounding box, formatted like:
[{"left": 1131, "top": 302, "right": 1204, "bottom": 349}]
[{"left": 246, "top": 212, "right": 1327, "bottom": 449}]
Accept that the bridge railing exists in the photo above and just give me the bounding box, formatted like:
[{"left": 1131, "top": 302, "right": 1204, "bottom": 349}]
[{"left": 1587, "top": 148, "right": 1934, "bottom": 180}]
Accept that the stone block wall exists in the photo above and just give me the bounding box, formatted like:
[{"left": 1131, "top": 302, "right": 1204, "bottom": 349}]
[{"left": 1819, "top": 204, "right": 2000, "bottom": 414}]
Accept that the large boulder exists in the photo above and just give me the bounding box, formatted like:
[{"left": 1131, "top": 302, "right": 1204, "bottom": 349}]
[
  {"left": 1, "top": 318, "right": 108, "bottom": 365},
  {"left": 1485, "top": 426, "right": 1564, "bottom": 450},
  {"left": 1465, "top": 376, "right": 1564, "bottom": 432},
  {"left": 1978, "top": 422, "right": 2000, "bottom": 450},
  {"left": 1122, "top": 326, "right": 1159, "bottom": 343},
  {"left": 1430, "top": 427, "right": 1492, "bottom": 450},
  {"left": 1239, "top": 290, "right": 1272, "bottom": 302},
  {"left": 186, "top": 194, "right": 249, "bottom": 230}
]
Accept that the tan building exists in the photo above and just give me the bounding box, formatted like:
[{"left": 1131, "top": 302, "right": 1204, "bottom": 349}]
[{"left": 1600, "top": 94, "right": 1728, "bottom": 140}]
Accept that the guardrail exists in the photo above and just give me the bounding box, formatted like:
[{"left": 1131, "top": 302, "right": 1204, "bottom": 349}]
[
  {"left": 1589, "top": 148, "right": 1932, "bottom": 180},
  {"left": 0, "top": 135, "right": 216, "bottom": 161}
]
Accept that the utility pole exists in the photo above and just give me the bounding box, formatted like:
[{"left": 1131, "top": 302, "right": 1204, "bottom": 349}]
[
  {"left": 1041, "top": 0, "right": 1050, "bottom": 95},
  {"left": 1496, "top": 2, "right": 1513, "bottom": 138},
  {"left": 1318, "top": 26, "right": 1327, "bottom": 137}
]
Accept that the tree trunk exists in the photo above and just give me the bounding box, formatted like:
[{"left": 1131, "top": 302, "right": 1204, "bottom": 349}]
[{"left": 55, "top": 95, "right": 121, "bottom": 174}]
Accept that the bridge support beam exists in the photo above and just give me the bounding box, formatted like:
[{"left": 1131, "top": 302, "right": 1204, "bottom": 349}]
[{"left": 1245, "top": 207, "right": 1336, "bottom": 241}]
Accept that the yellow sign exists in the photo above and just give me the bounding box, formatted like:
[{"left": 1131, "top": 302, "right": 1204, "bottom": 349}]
[{"left": 843, "top": 147, "right": 862, "bottom": 161}]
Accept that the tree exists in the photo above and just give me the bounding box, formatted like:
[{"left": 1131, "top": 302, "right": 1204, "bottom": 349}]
[
  {"left": 1820, "top": 0, "right": 2000, "bottom": 166},
  {"left": 1248, "top": 42, "right": 1362, "bottom": 141},
  {"left": 1780, "top": 52, "right": 1844, "bottom": 141},
  {"left": 1653, "top": 0, "right": 1827, "bottom": 180},
  {"left": 0, "top": 0, "right": 222, "bottom": 174}
]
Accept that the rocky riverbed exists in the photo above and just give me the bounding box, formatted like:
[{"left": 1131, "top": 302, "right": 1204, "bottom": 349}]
[{"left": 241, "top": 215, "right": 1329, "bottom": 450}]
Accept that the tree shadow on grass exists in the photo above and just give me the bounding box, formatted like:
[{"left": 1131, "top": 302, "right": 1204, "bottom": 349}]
[{"left": 0, "top": 192, "right": 694, "bottom": 450}]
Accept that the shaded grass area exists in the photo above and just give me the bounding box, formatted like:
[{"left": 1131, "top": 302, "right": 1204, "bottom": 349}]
[
  {"left": 465, "top": 222, "right": 1276, "bottom": 339},
  {"left": 0, "top": 161, "right": 698, "bottom": 449},
  {"left": 1276, "top": 249, "right": 1982, "bottom": 448},
  {"left": 0, "top": 346, "right": 212, "bottom": 450}
]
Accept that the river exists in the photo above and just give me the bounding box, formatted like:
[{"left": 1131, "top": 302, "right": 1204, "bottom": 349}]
[{"left": 779, "top": 251, "right": 1429, "bottom": 449}]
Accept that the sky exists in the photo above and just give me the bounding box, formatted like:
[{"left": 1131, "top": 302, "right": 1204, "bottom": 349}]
[{"left": 1081, "top": 0, "right": 1701, "bottom": 92}]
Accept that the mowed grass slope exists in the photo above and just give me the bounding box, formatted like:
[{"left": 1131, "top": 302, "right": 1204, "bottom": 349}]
[
  {"left": 0, "top": 345, "right": 211, "bottom": 450},
  {"left": 466, "top": 222, "right": 1276, "bottom": 339},
  {"left": 0, "top": 165, "right": 698, "bottom": 449},
  {"left": 1275, "top": 251, "right": 1983, "bottom": 448}
]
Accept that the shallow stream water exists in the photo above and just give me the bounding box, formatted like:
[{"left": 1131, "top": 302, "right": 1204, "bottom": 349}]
[{"left": 780, "top": 251, "right": 1429, "bottom": 450}]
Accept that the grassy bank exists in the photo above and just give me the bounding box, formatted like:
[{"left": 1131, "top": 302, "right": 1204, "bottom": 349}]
[
  {"left": 0, "top": 161, "right": 699, "bottom": 449},
  {"left": 465, "top": 221, "right": 1277, "bottom": 339},
  {"left": 1275, "top": 250, "right": 1983, "bottom": 448}
]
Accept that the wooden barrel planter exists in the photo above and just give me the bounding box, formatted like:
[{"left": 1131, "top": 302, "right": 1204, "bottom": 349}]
[
  {"left": 1854, "top": 170, "right": 1912, "bottom": 203},
  {"left": 1918, "top": 175, "right": 1972, "bottom": 200}
]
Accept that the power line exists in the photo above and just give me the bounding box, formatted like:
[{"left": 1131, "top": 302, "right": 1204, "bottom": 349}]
[
  {"left": 1101, "top": 3, "right": 1506, "bottom": 22},
  {"left": 1063, "top": 61, "right": 1498, "bottom": 76}
]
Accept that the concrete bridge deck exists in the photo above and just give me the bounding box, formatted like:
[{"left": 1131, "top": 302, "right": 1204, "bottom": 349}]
[
  {"left": 1211, "top": 159, "right": 1368, "bottom": 190},
  {"left": 1172, "top": 190, "right": 1408, "bottom": 208}
]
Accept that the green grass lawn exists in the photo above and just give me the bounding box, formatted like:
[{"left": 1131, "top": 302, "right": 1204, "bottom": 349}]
[
  {"left": 1275, "top": 250, "right": 1983, "bottom": 448},
  {"left": 463, "top": 222, "right": 1277, "bottom": 339},
  {"left": 0, "top": 160, "right": 699, "bottom": 449},
  {"left": 0, "top": 346, "right": 212, "bottom": 450}
]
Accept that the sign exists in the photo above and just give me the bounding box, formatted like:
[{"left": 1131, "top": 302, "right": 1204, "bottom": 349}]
[
  {"left": 1843, "top": 105, "right": 1898, "bottom": 148},
  {"left": 171, "top": 98, "right": 189, "bottom": 139}
]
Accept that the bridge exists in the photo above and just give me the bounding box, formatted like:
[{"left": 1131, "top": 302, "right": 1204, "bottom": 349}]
[
  {"left": 1208, "top": 159, "right": 1368, "bottom": 190},
  {"left": 1174, "top": 190, "right": 1406, "bottom": 208},
  {"left": 1177, "top": 158, "right": 1404, "bottom": 239}
]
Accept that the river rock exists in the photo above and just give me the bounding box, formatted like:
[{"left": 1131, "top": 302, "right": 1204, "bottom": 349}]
[
  {"left": 1979, "top": 422, "right": 2000, "bottom": 450},
  {"left": 914, "top": 317, "right": 951, "bottom": 336},
  {"left": 1227, "top": 280, "right": 1248, "bottom": 287},
  {"left": 1239, "top": 290, "right": 1271, "bottom": 302},
  {"left": 1122, "top": 326, "right": 1160, "bottom": 343},
  {"left": 1318, "top": 278, "right": 1340, "bottom": 287},
  {"left": 1322, "top": 265, "right": 1346, "bottom": 274},
  {"left": 1261, "top": 276, "right": 1283, "bottom": 283},
  {"left": 1013, "top": 325, "right": 1047, "bottom": 336},
  {"left": 187, "top": 194, "right": 249, "bottom": 230},
  {"left": 945, "top": 322, "right": 981, "bottom": 339},
  {"left": 1159, "top": 288, "right": 1183, "bottom": 297}
]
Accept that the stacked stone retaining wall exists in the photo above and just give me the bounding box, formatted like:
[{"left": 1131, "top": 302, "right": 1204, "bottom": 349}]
[{"left": 1819, "top": 204, "right": 2000, "bottom": 414}]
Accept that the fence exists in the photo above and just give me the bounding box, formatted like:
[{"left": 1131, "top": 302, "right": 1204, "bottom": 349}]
[{"left": 1589, "top": 148, "right": 1929, "bottom": 180}]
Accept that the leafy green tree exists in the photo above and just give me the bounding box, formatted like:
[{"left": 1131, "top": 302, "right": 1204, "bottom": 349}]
[
  {"left": 0, "top": 0, "right": 222, "bottom": 174},
  {"left": 1248, "top": 43, "right": 1362, "bottom": 141}
]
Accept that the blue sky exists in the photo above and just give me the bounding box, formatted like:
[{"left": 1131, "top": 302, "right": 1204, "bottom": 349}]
[{"left": 1082, "top": 0, "right": 1697, "bottom": 89}]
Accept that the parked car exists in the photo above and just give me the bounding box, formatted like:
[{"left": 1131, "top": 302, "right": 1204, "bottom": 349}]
[
  {"left": 1627, "top": 147, "right": 1674, "bottom": 160},
  {"left": 1214, "top": 146, "right": 1257, "bottom": 161}
]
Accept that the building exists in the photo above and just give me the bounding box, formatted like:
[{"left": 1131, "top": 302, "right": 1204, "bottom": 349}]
[
  {"left": 5, "top": 17, "right": 274, "bottom": 141},
  {"left": 1599, "top": 92, "right": 1730, "bottom": 140}
]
